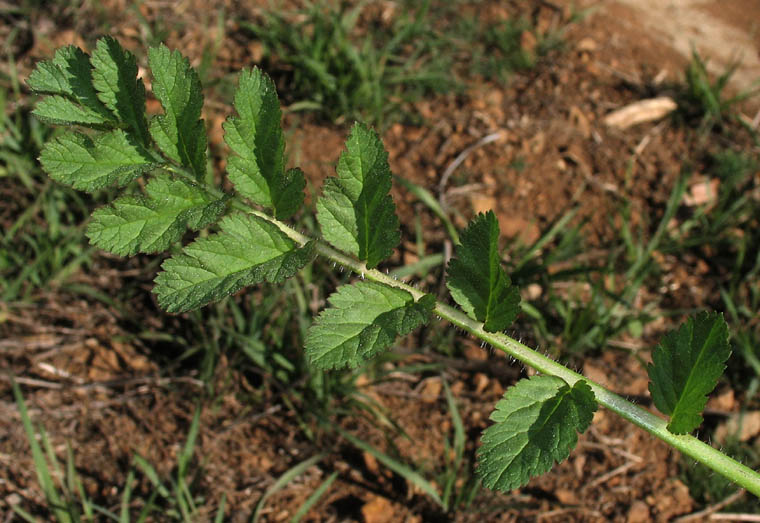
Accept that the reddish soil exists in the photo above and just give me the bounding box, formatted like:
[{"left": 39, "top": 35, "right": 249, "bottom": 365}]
[{"left": 2, "top": 0, "right": 759, "bottom": 521}]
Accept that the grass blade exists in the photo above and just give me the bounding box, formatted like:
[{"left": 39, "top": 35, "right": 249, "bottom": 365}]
[
  {"left": 214, "top": 493, "right": 227, "bottom": 523},
  {"left": 389, "top": 253, "right": 445, "bottom": 279},
  {"left": 290, "top": 471, "right": 339, "bottom": 523},
  {"left": 120, "top": 469, "right": 136, "bottom": 522},
  {"left": 441, "top": 377, "right": 465, "bottom": 511},
  {"left": 513, "top": 207, "right": 578, "bottom": 272},
  {"left": 11, "top": 378, "right": 71, "bottom": 522},
  {"left": 393, "top": 174, "right": 459, "bottom": 245},
  {"left": 338, "top": 428, "right": 443, "bottom": 507},
  {"left": 252, "top": 453, "right": 326, "bottom": 523},
  {"left": 444, "top": 378, "right": 465, "bottom": 467},
  {"left": 10, "top": 504, "right": 38, "bottom": 522},
  {"left": 178, "top": 405, "right": 201, "bottom": 478},
  {"left": 67, "top": 443, "right": 94, "bottom": 519},
  {"left": 133, "top": 454, "right": 170, "bottom": 498}
]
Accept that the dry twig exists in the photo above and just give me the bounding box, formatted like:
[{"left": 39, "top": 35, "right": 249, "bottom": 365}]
[{"left": 675, "top": 489, "right": 746, "bottom": 522}]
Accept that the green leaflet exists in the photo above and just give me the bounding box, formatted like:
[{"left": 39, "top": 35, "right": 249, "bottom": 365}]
[
  {"left": 90, "top": 36, "right": 150, "bottom": 144},
  {"left": 154, "top": 213, "right": 316, "bottom": 313},
  {"left": 316, "top": 122, "right": 400, "bottom": 269},
  {"left": 446, "top": 211, "right": 520, "bottom": 332},
  {"left": 478, "top": 375, "right": 597, "bottom": 492},
  {"left": 148, "top": 44, "right": 207, "bottom": 179},
  {"left": 28, "top": 47, "right": 86, "bottom": 94},
  {"left": 39, "top": 130, "right": 157, "bottom": 192},
  {"left": 28, "top": 45, "right": 114, "bottom": 127},
  {"left": 87, "top": 174, "right": 226, "bottom": 256},
  {"left": 224, "top": 68, "right": 304, "bottom": 219},
  {"left": 648, "top": 312, "right": 731, "bottom": 434},
  {"left": 32, "top": 96, "right": 113, "bottom": 127},
  {"left": 305, "top": 281, "right": 434, "bottom": 369}
]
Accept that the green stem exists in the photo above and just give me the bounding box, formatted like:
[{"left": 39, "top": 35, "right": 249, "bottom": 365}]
[
  {"left": 252, "top": 208, "right": 760, "bottom": 498},
  {"left": 439, "top": 306, "right": 760, "bottom": 498}
]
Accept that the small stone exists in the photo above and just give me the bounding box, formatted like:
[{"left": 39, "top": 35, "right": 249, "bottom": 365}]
[
  {"left": 464, "top": 343, "right": 488, "bottom": 361},
  {"left": 626, "top": 376, "right": 650, "bottom": 396},
  {"left": 583, "top": 361, "right": 611, "bottom": 390},
  {"left": 603, "top": 97, "right": 677, "bottom": 129},
  {"left": 707, "top": 388, "right": 735, "bottom": 411},
  {"left": 470, "top": 195, "right": 497, "bottom": 216},
  {"left": 258, "top": 455, "right": 273, "bottom": 472},
  {"left": 555, "top": 488, "right": 578, "bottom": 504},
  {"left": 683, "top": 177, "right": 720, "bottom": 208},
  {"left": 451, "top": 381, "right": 466, "bottom": 395},
  {"left": 362, "top": 495, "right": 394, "bottom": 523},
  {"left": 417, "top": 377, "right": 442, "bottom": 403},
  {"left": 497, "top": 215, "right": 540, "bottom": 244},
  {"left": 523, "top": 283, "right": 542, "bottom": 300},
  {"left": 363, "top": 451, "right": 380, "bottom": 475},
  {"left": 577, "top": 37, "right": 597, "bottom": 52},
  {"left": 473, "top": 373, "right": 489, "bottom": 394},
  {"left": 714, "top": 411, "right": 760, "bottom": 443},
  {"left": 488, "top": 380, "right": 504, "bottom": 397},
  {"left": 568, "top": 105, "right": 591, "bottom": 138},
  {"left": 626, "top": 500, "right": 651, "bottom": 523},
  {"left": 248, "top": 41, "right": 264, "bottom": 62},
  {"left": 573, "top": 454, "right": 586, "bottom": 479}
]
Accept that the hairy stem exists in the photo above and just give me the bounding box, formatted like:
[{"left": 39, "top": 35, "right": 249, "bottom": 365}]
[{"left": 252, "top": 208, "right": 760, "bottom": 497}]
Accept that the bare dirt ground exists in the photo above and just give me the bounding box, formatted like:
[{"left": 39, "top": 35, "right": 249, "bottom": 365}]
[
  {"left": 2, "top": 0, "right": 760, "bottom": 521},
  {"left": 602, "top": 0, "right": 760, "bottom": 93}
]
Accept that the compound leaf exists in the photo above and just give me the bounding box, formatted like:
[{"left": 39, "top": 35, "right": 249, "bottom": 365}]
[
  {"left": 478, "top": 375, "right": 596, "bottom": 492},
  {"left": 316, "top": 123, "right": 400, "bottom": 269},
  {"left": 148, "top": 44, "right": 207, "bottom": 179},
  {"left": 446, "top": 211, "right": 520, "bottom": 332},
  {"left": 87, "top": 174, "right": 226, "bottom": 256},
  {"left": 305, "top": 281, "right": 434, "bottom": 369},
  {"left": 39, "top": 129, "right": 157, "bottom": 192},
  {"left": 90, "top": 36, "right": 150, "bottom": 144},
  {"left": 648, "top": 312, "right": 731, "bottom": 434},
  {"left": 29, "top": 45, "right": 114, "bottom": 126},
  {"left": 154, "top": 213, "right": 315, "bottom": 313},
  {"left": 224, "top": 68, "right": 304, "bottom": 219}
]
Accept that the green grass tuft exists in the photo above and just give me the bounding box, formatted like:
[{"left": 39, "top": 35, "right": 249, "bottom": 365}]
[
  {"left": 674, "top": 49, "right": 760, "bottom": 134},
  {"left": 241, "top": 0, "right": 458, "bottom": 128}
]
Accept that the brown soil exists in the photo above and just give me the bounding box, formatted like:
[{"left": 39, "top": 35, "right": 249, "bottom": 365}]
[
  {"left": 2, "top": 0, "right": 759, "bottom": 521},
  {"left": 608, "top": 0, "right": 760, "bottom": 93}
]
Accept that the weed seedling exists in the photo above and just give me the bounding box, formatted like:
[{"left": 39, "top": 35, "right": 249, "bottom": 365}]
[{"left": 675, "top": 49, "right": 760, "bottom": 134}]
